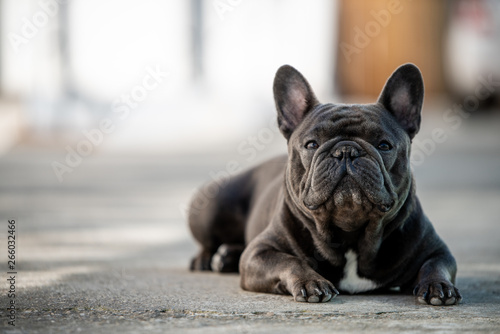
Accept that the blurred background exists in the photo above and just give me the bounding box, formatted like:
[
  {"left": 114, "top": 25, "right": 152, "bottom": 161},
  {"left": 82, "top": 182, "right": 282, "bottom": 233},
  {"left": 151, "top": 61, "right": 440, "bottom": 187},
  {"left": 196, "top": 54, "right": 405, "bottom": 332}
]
[
  {"left": 1, "top": 0, "right": 499, "bottom": 154},
  {"left": 0, "top": 0, "right": 499, "bottom": 291}
]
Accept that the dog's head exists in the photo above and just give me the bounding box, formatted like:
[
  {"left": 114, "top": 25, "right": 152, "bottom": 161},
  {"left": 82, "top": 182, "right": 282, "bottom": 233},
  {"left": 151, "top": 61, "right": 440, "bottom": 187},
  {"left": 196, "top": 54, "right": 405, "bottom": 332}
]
[{"left": 274, "top": 64, "right": 424, "bottom": 232}]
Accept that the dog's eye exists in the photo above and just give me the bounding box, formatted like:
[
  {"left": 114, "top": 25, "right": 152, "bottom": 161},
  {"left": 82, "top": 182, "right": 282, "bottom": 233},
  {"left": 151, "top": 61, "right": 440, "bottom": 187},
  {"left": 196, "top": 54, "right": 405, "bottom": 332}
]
[
  {"left": 378, "top": 141, "right": 392, "bottom": 151},
  {"left": 305, "top": 140, "right": 319, "bottom": 150}
]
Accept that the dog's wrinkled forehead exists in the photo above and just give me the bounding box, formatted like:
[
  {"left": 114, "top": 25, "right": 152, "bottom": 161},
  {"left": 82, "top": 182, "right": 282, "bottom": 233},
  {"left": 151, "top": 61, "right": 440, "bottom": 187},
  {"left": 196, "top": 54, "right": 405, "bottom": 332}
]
[{"left": 293, "top": 103, "right": 405, "bottom": 143}]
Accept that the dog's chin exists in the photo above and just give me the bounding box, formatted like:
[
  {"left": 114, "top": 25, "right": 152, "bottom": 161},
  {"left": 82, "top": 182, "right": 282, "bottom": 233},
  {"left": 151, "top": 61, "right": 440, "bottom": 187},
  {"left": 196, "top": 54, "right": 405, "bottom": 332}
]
[{"left": 315, "top": 178, "right": 381, "bottom": 232}]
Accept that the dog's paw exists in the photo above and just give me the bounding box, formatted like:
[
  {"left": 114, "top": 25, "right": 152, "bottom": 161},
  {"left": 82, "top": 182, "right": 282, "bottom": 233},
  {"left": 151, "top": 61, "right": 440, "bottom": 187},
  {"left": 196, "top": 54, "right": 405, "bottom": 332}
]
[
  {"left": 292, "top": 278, "right": 339, "bottom": 303},
  {"left": 413, "top": 280, "right": 462, "bottom": 306},
  {"left": 211, "top": 244, "right": 244, "bottom": 273}
]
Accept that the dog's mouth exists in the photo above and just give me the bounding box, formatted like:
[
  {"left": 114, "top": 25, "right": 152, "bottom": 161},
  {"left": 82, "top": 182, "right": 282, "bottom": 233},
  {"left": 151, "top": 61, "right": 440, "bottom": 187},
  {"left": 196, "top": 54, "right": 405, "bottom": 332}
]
[
  {"left": 334, "top": 176, "right": 394, "bottom": 212},
  {"left": 302, "top": 151, "right": 396, "bottom": 214},
  {"left": 304, "top": 176, "right": 393, "bottom": 213}
]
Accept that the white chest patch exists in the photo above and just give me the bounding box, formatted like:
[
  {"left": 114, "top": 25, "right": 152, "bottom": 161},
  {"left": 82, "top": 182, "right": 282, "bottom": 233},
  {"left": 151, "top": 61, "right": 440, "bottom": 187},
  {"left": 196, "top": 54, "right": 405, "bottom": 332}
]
[{"left": 338, "top": 250, "right": 379, "bottom": 294}]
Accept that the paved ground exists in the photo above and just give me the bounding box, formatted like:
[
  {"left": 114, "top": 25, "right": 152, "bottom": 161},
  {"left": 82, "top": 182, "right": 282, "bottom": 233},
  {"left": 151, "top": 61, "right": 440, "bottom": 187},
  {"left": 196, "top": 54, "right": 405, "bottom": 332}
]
[{"left": 0, "top": 112, "right": 500, "bottom": 333}]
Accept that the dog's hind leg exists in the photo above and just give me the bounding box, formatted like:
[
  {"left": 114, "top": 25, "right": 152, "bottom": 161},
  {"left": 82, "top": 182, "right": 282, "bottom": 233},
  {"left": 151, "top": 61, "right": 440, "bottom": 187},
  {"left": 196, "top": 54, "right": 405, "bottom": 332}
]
[
  {"left": 188, "top": 189, "right": 221, "bottom": 271},
  {"left": 187, "top": 178, "right": 248, "bottom": 271}
]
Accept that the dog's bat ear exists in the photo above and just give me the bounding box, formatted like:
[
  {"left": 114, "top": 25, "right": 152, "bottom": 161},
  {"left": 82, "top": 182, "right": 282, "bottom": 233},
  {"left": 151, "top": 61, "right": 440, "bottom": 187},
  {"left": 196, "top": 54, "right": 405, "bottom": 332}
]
[
  {"left": 378, "top": 63, "right": 424, "bottom": 139},
  {"left": 273, "top": 65, "right": 319, "bottom": 140}
]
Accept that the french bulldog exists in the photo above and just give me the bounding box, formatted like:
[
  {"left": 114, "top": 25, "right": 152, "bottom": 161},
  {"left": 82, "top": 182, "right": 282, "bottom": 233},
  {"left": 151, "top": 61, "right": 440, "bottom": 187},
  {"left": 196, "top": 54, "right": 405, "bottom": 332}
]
[{"left": 188, "top": 64, "right": 461, "bottom": 306}]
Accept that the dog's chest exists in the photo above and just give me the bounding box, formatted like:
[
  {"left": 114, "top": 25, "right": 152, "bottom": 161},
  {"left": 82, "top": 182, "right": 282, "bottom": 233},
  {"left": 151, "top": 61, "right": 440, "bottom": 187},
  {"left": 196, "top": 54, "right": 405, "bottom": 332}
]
[{"left": 337, "top": 249, "right": 379, "bottom": 294}]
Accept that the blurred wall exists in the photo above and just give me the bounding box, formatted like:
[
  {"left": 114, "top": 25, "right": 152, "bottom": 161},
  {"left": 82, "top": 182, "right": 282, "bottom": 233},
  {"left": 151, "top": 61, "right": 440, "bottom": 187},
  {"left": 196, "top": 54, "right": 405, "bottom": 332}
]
[{"left": 0, "top": 0, "right": 338, "bottom": 153}]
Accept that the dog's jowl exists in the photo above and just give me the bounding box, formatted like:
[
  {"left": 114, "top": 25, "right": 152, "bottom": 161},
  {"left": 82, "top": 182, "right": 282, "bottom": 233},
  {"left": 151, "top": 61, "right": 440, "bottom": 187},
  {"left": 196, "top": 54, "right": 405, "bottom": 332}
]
[{"left": 188, "top": 64, "right": 462, "bottom": 306}]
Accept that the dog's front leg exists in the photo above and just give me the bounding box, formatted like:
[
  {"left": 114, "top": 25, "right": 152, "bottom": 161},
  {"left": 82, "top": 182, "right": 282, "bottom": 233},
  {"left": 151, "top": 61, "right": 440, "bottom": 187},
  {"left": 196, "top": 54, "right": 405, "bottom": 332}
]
[
  {"left": 239, "top": 241, "right": 339, "bottom": 303},
  {"left": 413, "top": 249, "right": 462, "bottom": 306}
]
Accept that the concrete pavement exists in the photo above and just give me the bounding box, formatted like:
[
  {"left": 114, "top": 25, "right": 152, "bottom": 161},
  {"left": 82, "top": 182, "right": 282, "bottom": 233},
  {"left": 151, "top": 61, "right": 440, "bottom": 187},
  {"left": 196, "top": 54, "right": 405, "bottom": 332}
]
[{"left": 0, "top": 113, "right": 499, "bottom": 333}]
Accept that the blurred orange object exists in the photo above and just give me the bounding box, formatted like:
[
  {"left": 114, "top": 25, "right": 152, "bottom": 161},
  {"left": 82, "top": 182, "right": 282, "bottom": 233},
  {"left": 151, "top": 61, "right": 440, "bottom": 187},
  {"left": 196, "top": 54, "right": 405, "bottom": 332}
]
[{"left": 336, "top": 0, "right": 447, "bottom": 100}]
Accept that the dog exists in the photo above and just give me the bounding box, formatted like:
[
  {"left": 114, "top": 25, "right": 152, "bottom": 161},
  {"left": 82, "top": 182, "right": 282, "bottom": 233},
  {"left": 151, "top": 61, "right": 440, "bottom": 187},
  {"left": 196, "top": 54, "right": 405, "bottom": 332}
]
[{"left": 188, "top": 64, "right": 461, "bottom": 306}]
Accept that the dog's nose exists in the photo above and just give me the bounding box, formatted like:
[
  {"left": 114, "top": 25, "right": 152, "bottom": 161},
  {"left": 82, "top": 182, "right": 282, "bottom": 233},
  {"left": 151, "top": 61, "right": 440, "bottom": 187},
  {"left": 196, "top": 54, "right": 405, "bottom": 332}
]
[{"left": 332, "top": 143, "right": 360, "bottom": 160}]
